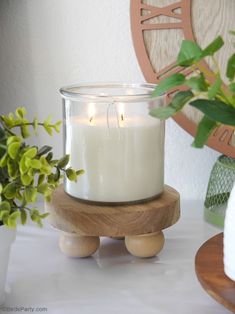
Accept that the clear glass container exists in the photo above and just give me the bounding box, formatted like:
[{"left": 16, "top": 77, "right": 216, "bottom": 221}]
[{"left": 60, "top": 83, "right": 165, "bottom": 204}]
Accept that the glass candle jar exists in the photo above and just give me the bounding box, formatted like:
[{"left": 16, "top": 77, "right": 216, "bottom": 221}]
[{"left": 60, "top": 83, "right": 165, "bottom": 204}]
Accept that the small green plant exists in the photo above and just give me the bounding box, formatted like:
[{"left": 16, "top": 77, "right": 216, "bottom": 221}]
[
  {"left": 150, "top": 33, "right": 235, "bottom": 148},
  {"left": 0, "top": 107, "right": 84, "bottom": 228}
]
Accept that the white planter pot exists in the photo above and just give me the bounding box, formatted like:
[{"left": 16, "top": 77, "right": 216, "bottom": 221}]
[
  {"left": 0, "top": 225, "right": 16, "bottom": 305},
  {"left": 224, "top": 183, "right": 235, "bottom": 281}
]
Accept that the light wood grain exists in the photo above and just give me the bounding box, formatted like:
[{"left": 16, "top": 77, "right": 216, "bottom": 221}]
[
  {"left": 45, "top": 185, "right": 180, "bottom": 237},
  {"left": 143, "top": 0, "right": 235, "bottom": 125},
  {"left": 59, "top": 233, "right": 100, "bottom": 258},
  {"left": 125, "top": 231, "right": 165, "bottom": 258},
  {"left": 195, "top": 233, "right": 235, "bottom": 313}
]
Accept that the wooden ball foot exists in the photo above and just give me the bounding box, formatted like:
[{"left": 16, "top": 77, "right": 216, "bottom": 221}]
[
  {"left": 125, "top": 231, "right": 165, "bottom": 258},
  {"left": 59, "top": 232, "right": 100, "bottom": 258}
]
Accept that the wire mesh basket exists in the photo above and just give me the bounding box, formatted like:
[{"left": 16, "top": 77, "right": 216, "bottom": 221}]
[{"left": 204, "top": 155, "right": 235, "bottom": 228}]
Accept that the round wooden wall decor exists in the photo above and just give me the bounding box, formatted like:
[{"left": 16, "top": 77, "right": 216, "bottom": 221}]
[{"left": 130, "top": 0, "right": 235, "bottom": 157}]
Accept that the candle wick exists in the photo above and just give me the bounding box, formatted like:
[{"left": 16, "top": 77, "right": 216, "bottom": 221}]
[
  {"left": 121, "top": 114, "right": 124, "bottom": 121},
  {"left": 89, "top": 116, "right": 93, "bottom": 123}
]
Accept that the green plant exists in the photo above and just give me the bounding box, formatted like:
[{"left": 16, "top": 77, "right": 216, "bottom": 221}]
[
  {"left": 0, "top": 107, "right": 84, "bottom": 228},
  {"left": 150, "top": 33, "right": 235, "bottom": 148}
]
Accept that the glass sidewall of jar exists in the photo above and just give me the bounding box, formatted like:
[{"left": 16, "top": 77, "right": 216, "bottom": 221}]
[{"left": 61, "top": 83, "right": 165, "bottom": 204}]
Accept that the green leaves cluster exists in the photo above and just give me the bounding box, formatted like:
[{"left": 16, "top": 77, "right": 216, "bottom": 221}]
[
  {"left": 0, "top": 107, "right": 84, "bottom": 228},
  {"left": 150, "top": 34, "right": 235, "bottom": 148}
]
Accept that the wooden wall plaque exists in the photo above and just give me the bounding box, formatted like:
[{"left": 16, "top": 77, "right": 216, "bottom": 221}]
[{"left": 130, "top": 0, "right": 235, "bottom": 157}]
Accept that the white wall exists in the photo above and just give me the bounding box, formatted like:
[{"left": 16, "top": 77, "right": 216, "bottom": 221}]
[{"left": 0, "top": 0, "right": 219, "bottom": 200}]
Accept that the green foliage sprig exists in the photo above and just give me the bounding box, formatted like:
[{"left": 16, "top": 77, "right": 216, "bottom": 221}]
[
  {"left": 150, "top": 33, "right": 235, "bottom": 148},
  {"left": 0, "top": 107, "right": 84, "bottom": 228}
]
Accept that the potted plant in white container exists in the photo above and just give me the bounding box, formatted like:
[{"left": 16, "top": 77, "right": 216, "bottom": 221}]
[
  {"left": 0, "top": 107, "right": 83, "bottom": 304},
  {"left": 150, "top": 33, "right": 235, "bottom": 280}
]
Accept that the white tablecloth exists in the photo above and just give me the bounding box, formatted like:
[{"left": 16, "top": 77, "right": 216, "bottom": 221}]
[{"left": 1, "top": 200, "right": 231, "bottom": 314}]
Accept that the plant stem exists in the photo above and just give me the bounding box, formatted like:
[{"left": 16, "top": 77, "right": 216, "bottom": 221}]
[
  {"left": 0, "top": 144, "right": 7, "bottom": 150},
  {"left": 10, "top": 122, "right": 55, "bottom": 128}
]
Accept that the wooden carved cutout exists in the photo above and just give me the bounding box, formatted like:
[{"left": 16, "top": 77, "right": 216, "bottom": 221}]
[{"left": 130, "top": 0, "right": 235, "bottom": 157}]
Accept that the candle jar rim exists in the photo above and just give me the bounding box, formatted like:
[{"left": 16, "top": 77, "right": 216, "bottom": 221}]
[{"left": 60, "top": 82, "right": 164, "bottom": 103}]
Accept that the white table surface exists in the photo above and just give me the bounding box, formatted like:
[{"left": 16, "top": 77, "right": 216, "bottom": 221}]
[{"left": 1, "top": 200, "right": 231, "bottom": 314}]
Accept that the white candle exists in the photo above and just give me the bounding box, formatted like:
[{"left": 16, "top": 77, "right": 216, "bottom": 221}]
[{"left": 65, "top": 106, "right": 165, "bottom": 203}]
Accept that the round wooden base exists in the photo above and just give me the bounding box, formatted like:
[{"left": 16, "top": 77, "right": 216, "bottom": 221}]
[
  {"left": 46, "top": 185, "right": 180, "bottom": 258},
  {"left": 195, "top": 233, "right": 235, "bottom": 313}
]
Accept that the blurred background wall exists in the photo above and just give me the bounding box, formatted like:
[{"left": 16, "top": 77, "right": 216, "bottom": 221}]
[{"left": 0, "top": 0, "right": 219, "bottom": 200}]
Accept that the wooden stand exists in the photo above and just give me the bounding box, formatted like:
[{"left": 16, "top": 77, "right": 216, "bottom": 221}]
[
  {"left": 195, "top": 233, "right": 235, "bottom": 313},
  {"left": 45, "top": 185, "right": 180, "bottom": 258}
]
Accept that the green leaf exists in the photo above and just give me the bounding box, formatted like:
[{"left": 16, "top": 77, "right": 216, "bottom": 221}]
[
  {"left": 229, "top": 82, "right": 235, "bottom": 93},
  {"left": 46, "top": 152, "right": 53, "bottom": 162},
  {"left": 20, "top": 209, "right": 27, "bottom": 225},
  {"left": 15, "top": 107, "right": 27, "bottom": 119},
  {"left": 39, "top": 213, "right": 49, "bottom": 219},
  {"left": 20, "top": 125, "right": 30, "bottom": 138},
  {"left": 0, "top": 126, "right": 6, "bottom": 141},
  {"left": 207, "top": 76, "right": 222, "bottom": 99},
  {"left": 189, "top": 99, "right": 235, "bottom": 126},
  {"left": 150, "top": 90, "right": 194, "bottom": 119},
  {"left": 21, "top": 173, "right": 33, "bottom": 186},
  {"left": 33, "top": 117, "right": 38, "bottom": 133},
  {"left": 7, "top": 211, "right": 21, "bottom": 228},
  {"left": 45, "top": 194, "right": 51, "bottom": 202},
  {"left": 37, "top": 146, "right": 52, "bottom": 157},
  {"left": 1, "top": 114, "right": 14, "bottom": 128},
  {"left": 65, "top": 168, "right": 77, "bottom": 181},
  {"left": 192, "top": 116, "right": 217, "bottom": 148},
  {"left": 3, "top": 182, "right": 18, "bottom": 199},
  {"left": 185, "top": 73, "right": 208, "bottom": 92},
  {"left": 37, "top": 174, "right": 45, "bottom": 186},
  {"left": 43, "top": 116, "right": 53, "bottom": 136},
  {"left": 30, "top": 209, "right": 43, "bottom": 227},
  {"left": 29, "top": 159, "right": 41, "bottom": 169},
  {"left": 24, "top": 186, "right": 37, "bottom": 203},
  {"left": 44, "top": 116, "right": 52, "bottom": 125},
  {"left": 19, "top": 156, "right": 29, "bottom": 174},
  {"left": 8, "top": 142, "right": 21, "bottom": 159},
  {"left": 7, "top": 136, "right": 21, "bottom": 146},
  {"left": 53, "top": 121, "right": 62, "bottom": 133},
  {"left": 7, "top": 158, "right": 18, "bottom": 178},
  {"left": 49, "top": 159, "right": 59, "bottom": 167},
  {"left": 58, "top": 155, "right": 70, "bottom": 169},
  {"left": 37, "top": 183, "right": 50, "bottom": 195},
  {"left": 76, "top": 169, "right": 85, "bottom": 176},
  {"left": 15, "top": 190, "right": 23, "bottom": 201},
  {"left": 201, "top": 36, "right": 224, "bottom": 57},
  {"left": 177, "top": 40, "right": 202, "bottom": 66},
  {"left": 24, "top": 147, "right": 37, "bottom": 159},
  {"left": 0, "top": 201, "right": 11, "bottom": 212},
  {"left": 152, "top": 73, "right": 185, "bottom": 97},
  {"left": 0, "top": 210, "right": 10, "bottom": 222},
  {"left": 40, "top": 156, "right": 52, "bottom": 175},
  {"left": 53, "top": 168, "right": 60, "bottom": 182},
  {"left": 226, "top": 53, "right": 235, "bottom": 81},
  {"left": 43, "top": 124, "right": 53, "bottom": 136},
  {"left": 0, "top": 153, "right": 8, "bottom": 167}
]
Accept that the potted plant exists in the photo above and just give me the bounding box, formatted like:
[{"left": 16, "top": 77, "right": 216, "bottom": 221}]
[
  {"left": 0, "top": 107, "right": 83, "bottom": 304},
  {"left": 150, "top": 33, "right": 235, "bottom": 281}
]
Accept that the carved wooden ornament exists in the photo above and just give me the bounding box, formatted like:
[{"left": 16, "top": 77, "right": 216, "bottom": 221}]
[{"left": 130, "top": 0, "right": 235, "bottom": 157}]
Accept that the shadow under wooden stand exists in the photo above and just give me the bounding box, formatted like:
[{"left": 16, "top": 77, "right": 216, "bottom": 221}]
[{"left": 45, "top": 185, "right": 180, "bottom": 258}]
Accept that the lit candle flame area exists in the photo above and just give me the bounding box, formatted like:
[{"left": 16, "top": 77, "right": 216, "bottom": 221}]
[
  {"left": 88, "top": 103, "right": 96, "bottom": 124},
  {"left": 118, "top": 103, "right": 125, "bottom": 122}
]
